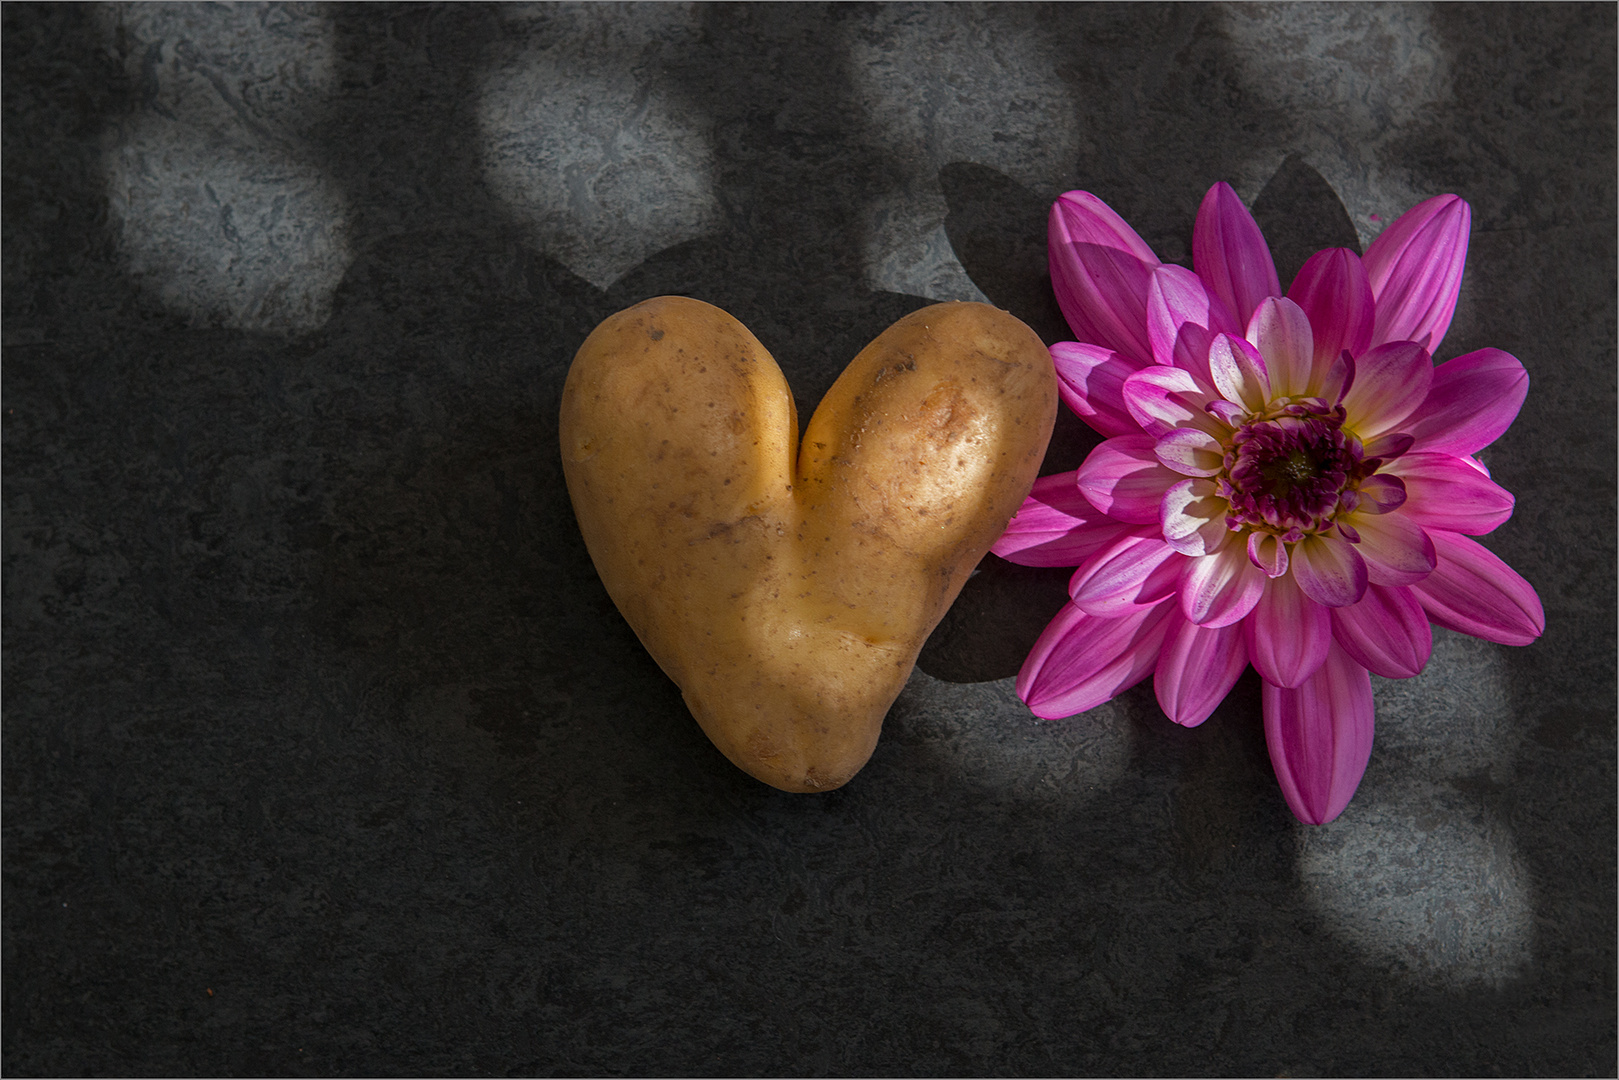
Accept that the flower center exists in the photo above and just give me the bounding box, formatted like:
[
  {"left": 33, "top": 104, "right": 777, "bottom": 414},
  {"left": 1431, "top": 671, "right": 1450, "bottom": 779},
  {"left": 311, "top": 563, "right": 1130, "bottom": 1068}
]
[
  {"left": 1218, "top": 399, "right": 1368, "bottom": 539},
  {"left": 1257, "top": 446, "right": 1326, "bottom": 495}
]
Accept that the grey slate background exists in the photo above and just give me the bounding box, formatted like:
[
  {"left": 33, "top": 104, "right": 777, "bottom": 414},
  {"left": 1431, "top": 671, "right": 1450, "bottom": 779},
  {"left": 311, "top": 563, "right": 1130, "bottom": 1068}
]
[{"left": 3, "top": 3, "right": 1614, "bottom": 1074}]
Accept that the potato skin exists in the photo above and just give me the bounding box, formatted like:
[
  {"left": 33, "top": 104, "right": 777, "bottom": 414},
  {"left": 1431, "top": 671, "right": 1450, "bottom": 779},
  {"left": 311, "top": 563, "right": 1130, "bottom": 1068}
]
[{"left": 561, "top": 296, "right": 1055, "bottom": 791}]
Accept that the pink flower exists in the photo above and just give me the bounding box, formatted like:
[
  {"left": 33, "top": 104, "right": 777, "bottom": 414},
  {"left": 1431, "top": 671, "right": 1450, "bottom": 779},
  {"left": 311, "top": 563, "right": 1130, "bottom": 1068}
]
[{"left": 994, "top": 182, "right": 1544, "bottom": 824}]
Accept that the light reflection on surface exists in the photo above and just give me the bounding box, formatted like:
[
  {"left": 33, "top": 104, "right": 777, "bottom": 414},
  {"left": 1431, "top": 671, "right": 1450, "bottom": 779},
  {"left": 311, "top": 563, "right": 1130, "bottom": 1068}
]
[
  {"left": 1302, "top": 630, "right": 1533, "bottom": 985},
  {"left": 844, "top": 7, "right": 1079, "bottom": 301},
  {"left": 891, "top": 669, "right": 1133, "bottom": 807},
  {"left": 1215, "top": 3, "right": 1454, "bottom": 246},
  {"left": 96, "top": 3, "right": 351, "bottom": 336},
  {"left": 477, "top": 6, "right": 718, "bottom": 290}
]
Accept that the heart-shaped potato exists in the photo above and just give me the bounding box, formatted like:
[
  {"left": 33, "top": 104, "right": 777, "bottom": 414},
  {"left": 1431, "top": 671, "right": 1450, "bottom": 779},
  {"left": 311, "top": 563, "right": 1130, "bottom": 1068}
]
[{"left": 561, "top": 297, "right": 1056, "bottom": 791}]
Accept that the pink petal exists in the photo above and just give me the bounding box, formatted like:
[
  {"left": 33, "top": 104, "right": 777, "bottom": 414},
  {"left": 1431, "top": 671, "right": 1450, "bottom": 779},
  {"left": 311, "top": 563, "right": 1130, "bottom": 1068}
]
[
  {"left": 1362, "top": 431, "right": 1415, "bottom": 462},
  {"left": 1206, "top": 399, "right": 1248, "bottom": 427},
  {"left": 1346, "top": 508, "right": 1437, "bottom": 586},
  {"left": 1248, "top": 531, "right": 1288, "bottom": 578},
  {"left": 1290, "top": 532, "right": 1369, "bottom": 607},
  {"left": 991, "top": 472, "right": 1146, "bottom": 567},
  {"left": 1180, "top": 542, "right": 1267, "bottom": 627},
  {"left": 1017, "top": 599, "right": 1176, "bottom": 719},
  {"left": 1193, "top": 181, "right": 1282, "bottom": 329},
  {"left": 1146, "top": 263, "right": 1238, "bottom": 379},
  {"left": 1403, "top": 348, "right": 1529, "bottom": 457},
  {"left": 1286, "top": 247, "right": 1375, "bottom": 384},
  {"left": 1207, "top": 333, "right": 1271, "bottom": 411},
  {"left": 1354, "top": 473, "right": 1408, "bottom": 515},
  {"left": 1069, "top": 533, "right": 1185, "bottom": 616},
  {"left": 1121, "top": 365, "right": 1220, "bottom": 438},
  {"left": 1383, "top": 452, "right": 1516, "bottom": 535},
  {"left": 1245, "top": 572, "right": 1332, "bottom": 688},
  {"left": 1262, "top": 640, "right": 1375, "bottom": 825},
  {"left": 1161, "top": 477, "right": 1232, "bottom": 557},
  {"left": 1049, "top": 341, "right": 1149, "bottom": 438},
  {"left": 1339, "top": 341, "right": 1434, "bottom": 439},
  {"left": 1408, "top": 530, "right": 1545, "bottom": 646},
  {"left": 1154, "top": 615, "right": 1250, "bottom": 727},
  {"left": 1049, "top": 192, "right": 1160, "bottom": 363},
  {"left": 1363, "top": 194, "right": 1470, "bottom": 352},
  {"left": 1330, "top": 583, "right": 1433, "bottom": 679},
  {"left": 1154, "top": 428, "right": 1225, "bottom": 477},
  {"left": 1318, "top": 347, "right": 1355, "bottom": 405},
  {"left": 1246, "top": 296, "right": 1317, "bottom": 399},
  {"left": 1075, "top": 435, "right": 1180, "bottom": 525}
]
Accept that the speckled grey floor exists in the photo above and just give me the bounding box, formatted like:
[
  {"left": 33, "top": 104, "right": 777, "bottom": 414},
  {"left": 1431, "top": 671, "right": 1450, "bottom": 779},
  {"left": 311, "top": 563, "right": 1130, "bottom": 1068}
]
[{"left": 3, "top": 3, "right": 1614, "bottom": 1076}]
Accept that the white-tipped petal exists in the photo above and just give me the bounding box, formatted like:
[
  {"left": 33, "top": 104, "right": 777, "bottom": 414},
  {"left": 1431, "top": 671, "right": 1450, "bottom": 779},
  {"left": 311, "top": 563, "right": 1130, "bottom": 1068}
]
[
  {"left": 1161, "top": 478, "right": 1231, "bottom": 557},
  {"left": 1246, "top": 296, "right": 1316, "bottom": 399},
  {"left": 1248, "top": 531, "right": 1289, "bottom": 577},
  {"left": 1180, "top": 542, "right": 1267, "bottom": 626},
  {"left": 1207, "top": 332, "right": 1271, "bottom": 411},
  {"left": 1292, "top": 532, "right": 1370, "bottom": 608},
  {"left": 1154, "top": 428, "right": 1225, "bottom": 477}
]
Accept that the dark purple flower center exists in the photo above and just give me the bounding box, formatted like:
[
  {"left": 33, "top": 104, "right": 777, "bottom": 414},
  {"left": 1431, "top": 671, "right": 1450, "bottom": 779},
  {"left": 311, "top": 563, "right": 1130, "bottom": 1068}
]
[{"left": 1218, "top": 400, "right": 1371, "bottom": 538}]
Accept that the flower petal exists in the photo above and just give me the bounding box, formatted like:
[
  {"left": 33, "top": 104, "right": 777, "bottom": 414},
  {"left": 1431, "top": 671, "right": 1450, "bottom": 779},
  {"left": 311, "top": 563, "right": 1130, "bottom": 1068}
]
[
  {"left": 1180, "top": 541, "right": 1267, "bottom": 626},
  {"left": 1154, "top": 615, "right": 1250, "bottom": 728},
  {"left": 1286, "top": 248, "right": 1375, "bottom": 383},
  {"left": 1246, "top": 296, "right": 1317, "bottom": 399},
  {"left": 1075, "top": 435, "right": 1180, "bottom": 524},
  {"left": 1121, "top": 365, "right": 1220, "bottom": 438},
  {"left": 1146, "top": 263, "right": 1238, "bottom": 379},
  {"left": 991, "top": 472, "right": 1146, "bottom": 567},
  {"left": 1329, "top": 583, "right": 1433, "bottom": 679},
  {"left": 1154, "top": 428, "right": 1225, "bottom": 477},
  {"left": 1318, "top": 348, "right": 1355, "bottom": 406},
  {"left": 1291, "top": 532, "right": 1369, "bottom": 607},
  {"left": 1339, "top": 341, "right": 1434, "bottom": 439},
  {"left": 1248, "top": 531, "right": 1288, "bottom": 577},
  {"left": 1161, "top": 477, "right": 1232, "bottom": 557},
  {"left": 1069, "top": 533, "right": 1184, "bottom": 616},
  {"left": 1403, "top": 348, "right": 1529, "bottom": 457},
  {"left": 1408, "top": 530, "right": 1545, "bottom": 646},
  {"left": 1363, "top": 193, "right": 1470, "bottom": 352},
  {"left": 1346, "top": 508, "right": 1437, "bottom": 586},
  {"left": 1193, "top": 181, "right": 1282, "bottom": 329},
  {"left": 1382, "top": 451, "right": 1516, "bottom": 535},
  {"left": 1262, "top": 640, "right": 1374, "bottom": 824},
  {"left": 1245, "top": 572, "right": 1332, "bottom": 688},
  {"left": 1207, "top": 332, "right": 1271, "bottom": 411},
  {"left": 1362, "top": 431, "right": 1415, "bottom": 462},
  {"left": 1049, "top": 191, "right": 1160, "bottom": 363},
  {"left": 1354, "top": 473, "right": 1407, "bottom": 515},
  {"left": 1017, "top": 600, "right": 1176, "bottom": 719},
  {"left": 1048, "top": 341, "right": 1149, "bottom": 438},
  {"left": 1206, "top": 399, "right": 1248, "bottom": 427}
]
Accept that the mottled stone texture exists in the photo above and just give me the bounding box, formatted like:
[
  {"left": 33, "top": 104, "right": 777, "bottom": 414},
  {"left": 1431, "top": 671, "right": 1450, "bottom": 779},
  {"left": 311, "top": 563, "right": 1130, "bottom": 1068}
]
[{"left": 3, "top": 3, "right": 1614, "bottom": 1075}]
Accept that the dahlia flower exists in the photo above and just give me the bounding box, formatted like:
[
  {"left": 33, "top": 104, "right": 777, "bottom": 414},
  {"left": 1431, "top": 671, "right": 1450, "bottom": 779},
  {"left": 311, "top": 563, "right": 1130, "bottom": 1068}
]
[{"left": 993, "top": 182, "right": 1544, "bottom": 824}]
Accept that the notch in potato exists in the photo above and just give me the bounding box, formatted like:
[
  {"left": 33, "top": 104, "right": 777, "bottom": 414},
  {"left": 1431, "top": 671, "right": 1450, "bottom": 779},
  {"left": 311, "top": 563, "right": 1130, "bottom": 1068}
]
[{"left": 560, "top": 296, "right": 1056, "bottom": 791}]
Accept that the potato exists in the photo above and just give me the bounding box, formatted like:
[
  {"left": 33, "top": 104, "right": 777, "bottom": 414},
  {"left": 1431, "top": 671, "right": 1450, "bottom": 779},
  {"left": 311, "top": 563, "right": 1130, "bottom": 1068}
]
[{"left": 560, "top": 296, "right": 1056, "bottom": 791}]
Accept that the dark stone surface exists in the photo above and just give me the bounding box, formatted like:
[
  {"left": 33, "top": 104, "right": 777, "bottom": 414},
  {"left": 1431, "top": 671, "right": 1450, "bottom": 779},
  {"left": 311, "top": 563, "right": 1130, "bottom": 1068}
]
[{"left": 4, "top": 3, "right": 1614, "bottom": 1075}]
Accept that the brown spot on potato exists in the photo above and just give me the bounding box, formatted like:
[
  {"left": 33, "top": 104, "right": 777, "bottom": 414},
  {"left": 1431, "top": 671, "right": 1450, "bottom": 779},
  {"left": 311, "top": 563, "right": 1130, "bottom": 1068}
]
[
  {"left": 747, "top": 729, "right": 779, "bottom": 762},
  {"left": 917, "top": 382, "right": 974, "bottom": 445}
]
